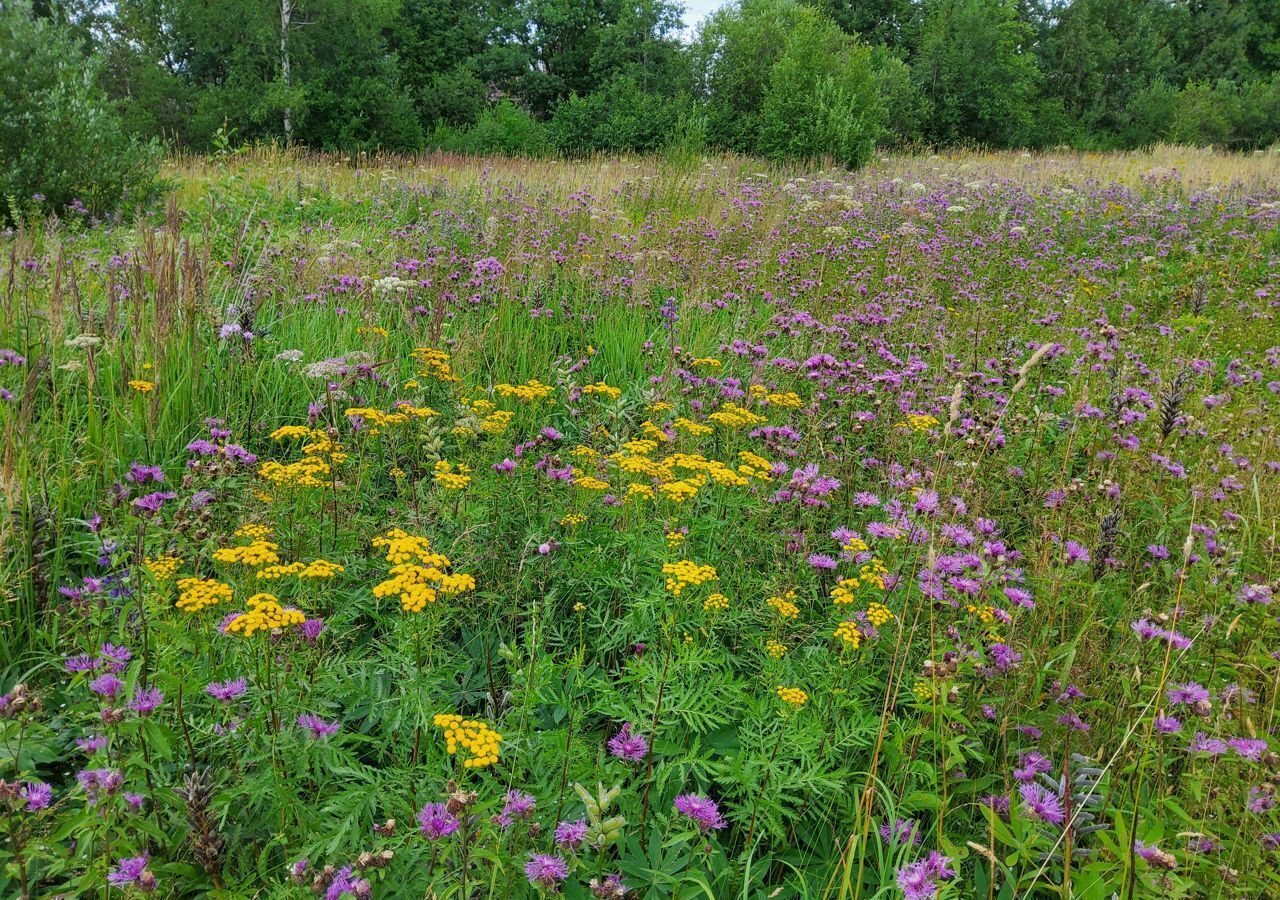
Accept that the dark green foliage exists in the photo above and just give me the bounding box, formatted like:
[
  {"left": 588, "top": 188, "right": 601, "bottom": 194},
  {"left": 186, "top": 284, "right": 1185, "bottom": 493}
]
[
  {"left": 756, "top": 13, "right": 884, "bottom": 166},
  {"left": 22, "top": 0, "right": 1280, "bottom": 162},
  {"left": 430, "top": 100, "right": 551, "bottom": 156},
  {"left": 694, "top": 0, "right": 886, "bottom": 161},
  {"left": 549, "top": 77, "right": 688, "bottom": 155},
  {"left": 0, "top": 3, "right": 160, "bottom": 220},
  {"left": 912, "top": 0, "right": 1041, "bottom": 146}
]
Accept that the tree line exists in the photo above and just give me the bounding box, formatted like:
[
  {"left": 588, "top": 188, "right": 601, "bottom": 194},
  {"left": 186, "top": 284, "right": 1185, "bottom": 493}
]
[{"left": 3, "top": 0, "right": 1279, "bottom": 216}]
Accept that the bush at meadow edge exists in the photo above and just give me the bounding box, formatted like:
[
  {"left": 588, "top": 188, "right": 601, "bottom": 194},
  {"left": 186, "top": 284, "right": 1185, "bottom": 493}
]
[{"left": 1, "top": 149, "right": 1279, "bottom": 898}]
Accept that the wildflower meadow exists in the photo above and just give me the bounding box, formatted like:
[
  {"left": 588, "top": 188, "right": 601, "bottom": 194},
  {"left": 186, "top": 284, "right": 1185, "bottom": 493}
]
[{"left": 2, "top": 146, "right": 1280, "bottom": 898}]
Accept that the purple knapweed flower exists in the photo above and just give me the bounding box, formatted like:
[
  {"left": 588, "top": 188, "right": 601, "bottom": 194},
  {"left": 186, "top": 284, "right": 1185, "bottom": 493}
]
[
  {"left": 297, "top": 713, "right": 340, "bottom": 740},
  {"left": 895, "top": 851, "right": 955, "bottom": 900},
  {"left": 206, "top": 678, "right": 247, "bottom": 703},
  {"left": 607, "top": 723, "right": 647, "bottom": 763},
  {"left": 417, "top": 802, "right": 460, "bottom": 840},
  {"left": 1020, "top": 782, "right": 1065, "bottom": 826},
  {"left": 554, "top": 819, "right": 588, "bottom": 848},
  {"left": 108, "top": 855, "right": 156, "bottom": 891},
  {"left": 525, "top": 853, "right": 569, "bottom": 889},
  {"left": 674, "top": 793, "right": 726, "bottom": 831},
  {"left": 128, "top": 688, "right": 163, "bottom": 716}
]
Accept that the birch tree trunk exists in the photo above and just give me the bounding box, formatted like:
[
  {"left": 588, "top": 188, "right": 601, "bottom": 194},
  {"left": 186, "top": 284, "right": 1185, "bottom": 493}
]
[{"left": 280, "top": 0, "right": 293, "bottom": 143}]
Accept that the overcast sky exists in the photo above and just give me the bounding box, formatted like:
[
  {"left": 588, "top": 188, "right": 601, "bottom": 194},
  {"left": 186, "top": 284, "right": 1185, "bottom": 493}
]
[{"left": 680, "top": 0, "right": 723, "bottom": 35}]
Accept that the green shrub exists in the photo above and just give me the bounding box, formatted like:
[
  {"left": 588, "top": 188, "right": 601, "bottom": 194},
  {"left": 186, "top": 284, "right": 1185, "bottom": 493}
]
[
  {"left": 0, "top": 3, "right": 160, "bottom": 221},
  {"left": 757, "top": 17, "right": 884, "bottom": 167},
  {"left": 549, "top": 77, "right": 687, "bottom": 156},
  {"left": 430, "top": 101, "right": 550, "bottom": 157}
]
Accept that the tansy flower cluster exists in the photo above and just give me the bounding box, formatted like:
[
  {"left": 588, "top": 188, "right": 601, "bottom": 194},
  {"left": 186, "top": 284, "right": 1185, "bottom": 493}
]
[
  {"left": 829, "top": 559, "right": 888, "bottom": 604},
  {"left": 412, "top": 347, "right": 458, "bottom": 383},
  {"left": 259, "top": 430, "right": 345, "bottom": 489},
  {"left": 371, "top": 530, "right": 475, "bottom": 612},
  {"left": 494, "top": 379, "right": 554, "bottom": 402},
  {"left": 581, "top": 381, "right": 621, "bottom": 401},
  {"left": 897, "top": 413, "right": 940, "bottom": 433},
  {"left": 867, "top": 602, "right": 895, "bottom": 628},
  {"left": 776, "top": 686, "right": 809, "bottom": 707},
  {"left": 662, "top": 560, "right": 717, "bottom": 596},
  {"left": 707, "top": 403, "right": 766, "bottom": 428},
  {"left": 433, "top": 713, "right": 501, "bottom": 768},
  {"left": 175, "top": 577, "right": 233, "bottom": 613},
  {"left": 833, "top": 620, "right": 863, "bottom": 649},
  {"left": 433, "top": 460, "right": 471, "bottom": 490},
  {"left": 256, "top": 559, "right": 345, "bottom": 581},
  {"left": 144, "top": 556, "right": 182, "bottom": 581},
  {"left": 703, "top": 592, "right": 729, "bottom": 612},
  {"left": 213, "top": 539, "right": 281, "bottom": 568},
  {"left": 767, "top": 590, "right": 800, "bottom": 619},
  {"left": 225, "top": 593, "right": 305, "bottom": 636}
]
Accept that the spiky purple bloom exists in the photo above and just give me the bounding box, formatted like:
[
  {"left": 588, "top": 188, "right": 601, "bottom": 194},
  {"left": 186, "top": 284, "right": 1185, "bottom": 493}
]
[
  {"left": 1228, "top": 737, "right": 1267, "bottom": 760},
  {"left": 131, "top": 491, "right": 177, "bottom": 516},
  {"left": 607, "top": 722, "right": 647, "bottom": 763},
  {"left": 325, "top": 865, "right": 370, "bottom": 899},
  {"left": 77, "top": 734, "right": 108, "bottom": 754},
  {"left": 555, "top": 819, "right": 588, "bottom": 848},
  {"left": 417, "top": 802, "right": 460, "bottom": 840},
  {"left": 77, "top": 768, "right": 123, "bottom": 806},
  {"left": 1063, "top": 541, "right": 1090, "bottom": 563},
  {"left": 297, "top": 618, "right": 326, "bottom": 643},
  {"left": 1019, "top": 782, "right": 1065, "bottom": 826},
  {"left": 128, "top": 688, "right": 163, "bottom": 716},
  {"left": 1013, "top": 751, "right": 1052, "bottom": 782},
  {"left": 674, "top": 793, "right": 726, "bottom": 831},
  {"left": 99, "top": 643, "right": 132, "bottom": 672},
  {"left": 297, "top": 713, "right": 340, "bottom": 739},
  {"left": 1189, "top": 732, "right": 1229, "bottom": 755},
  {"left": 126, "top": 462, "right": 165, "bottom": 484},
  {"left": 807, "top": 553, "right": 838, "bottom": 570},
  {"left": 1166, "top": 682, "right": 1210, "bottom": 706},
  {"left": 879, "top": 817, "right": 921, "bottom": 846},
  {"left": 206, "top": 678, "right": 247, "bottom": 703},
  {"left": 88, "top": 673, "right": 123, "bottom": 701},
  {"left": 108, "top": 855, "right": 155, "bottom": 891},
  {"left": 525, "top": 853, "right": 569, "bottom": 889},
  {"left": 895, "top": 851, "right": 955, "bottom": 900},
  {"left": 496, "top": 789, "right": 537, "bottom": 827},
  {"left": 66, "top": 654, "right": 98, "bottom": 673},
  {"left": 20, "top": 782, "right": 52, "bottom": 811}
]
